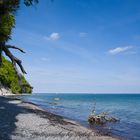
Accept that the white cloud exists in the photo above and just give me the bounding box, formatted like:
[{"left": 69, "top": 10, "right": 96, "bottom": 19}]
[
  {"left": 108, "top": 46, "right": 133, "bottom": 55},
  {"left": 44, "top": 32, "right": 60, "bottom": 41},
  {"left": 40, "top": 57, "right": 50, "bottom": 62},
  {"left": 79, "top": 32, "right": 87, "bottom": 37}
]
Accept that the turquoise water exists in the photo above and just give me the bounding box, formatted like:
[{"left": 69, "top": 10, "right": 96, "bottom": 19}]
[{"left": 20, "top": 93, "right": 140, "bottom": 140}]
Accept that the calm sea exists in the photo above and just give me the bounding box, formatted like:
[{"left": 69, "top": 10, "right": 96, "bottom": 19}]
[{"left": 20, "top": 93, "right": 140, "bottom": 140}]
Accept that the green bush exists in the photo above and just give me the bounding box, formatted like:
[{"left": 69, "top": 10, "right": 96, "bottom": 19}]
[{"left": 0, "top": 57, "right": 32, "bottom": 94}]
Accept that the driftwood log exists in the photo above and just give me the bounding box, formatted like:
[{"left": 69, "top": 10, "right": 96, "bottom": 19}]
[
  {"left": 88, "top": 112, "right": 119, "bottom": 125},
  {"left": 88, "top": 103, "right": 120, "bottom": 125}
]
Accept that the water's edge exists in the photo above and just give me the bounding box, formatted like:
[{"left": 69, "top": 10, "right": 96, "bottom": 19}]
[{"left": 16, "top": 93, "right": 140, "bottom": 140}]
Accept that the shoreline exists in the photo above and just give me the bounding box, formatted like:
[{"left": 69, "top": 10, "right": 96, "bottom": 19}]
[
  {"left": 20, "top": 100, "right": 121, "bottom": 139},
  {"left": 0, "top": 96, "right": 120, "bottom": 140}
]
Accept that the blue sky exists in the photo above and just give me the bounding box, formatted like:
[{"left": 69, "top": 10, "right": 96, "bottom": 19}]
[{"left": 9, "top": 0, "right": 140, "bottom": 93}]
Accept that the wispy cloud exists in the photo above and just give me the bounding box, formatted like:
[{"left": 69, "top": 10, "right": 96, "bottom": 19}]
[
  {"left": 40, "top": 57, "right": 50, "bottom": 62},
  {"left": 44, "top": 32, "right": 60, "bottom": 41},
  {"left": 53, "top": 41, "right": 98, "bottom": 63},
  {"left": 79, "top": 32, "right": 87, "bottom": 37},
  {"left": 108, "top": 46, "right": 133, "bottom": 55}
]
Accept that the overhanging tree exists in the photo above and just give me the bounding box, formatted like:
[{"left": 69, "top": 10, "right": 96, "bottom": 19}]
[
  {"left": 0, "top": 0, "right": 39, "bottom": 73},
  {"left": 0, "top": 0, "right": 39, "bottom": 90}
]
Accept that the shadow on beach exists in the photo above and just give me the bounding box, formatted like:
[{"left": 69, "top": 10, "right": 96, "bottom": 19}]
[
  {"left": 0, "top": 96, "right": 77, "bottom": 140},
  {"left": 0, "top": 96, "right": 119, "bottom": 140},
  {"left": 0, "top": 97, "right": 29, "bottom": 140}
]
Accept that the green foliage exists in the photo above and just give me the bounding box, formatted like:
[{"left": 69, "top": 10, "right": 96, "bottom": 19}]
[
  {"left": 0, "top": 0, "right": 19, "bottom": 42},
  {"left": 0, "top": 57, "right": 32, "bottom": 94},
  {"left": 0, "top": 13, "right": 15, "bottom": 42},
  {"left": 0, "top": 0, "right": 39, "bottom": 42}
]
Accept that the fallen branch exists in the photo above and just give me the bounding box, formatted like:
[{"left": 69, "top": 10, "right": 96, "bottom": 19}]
[
  {"left": 88, "top": 103, "right": 120, "bottom": 125},
  {"left": 88, "top": 112, "right": 120, "bottom": 125}
]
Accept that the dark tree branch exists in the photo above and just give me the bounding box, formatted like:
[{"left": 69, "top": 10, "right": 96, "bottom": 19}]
[
  {"left": 0, "top": 44, "right": 27, "bottom": 92},
  {"left": 2, "top": 45, "right": 27, "bottom": 74},
  {"left": 6, "top": 45, "right": 25, "bottom": 53}
]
